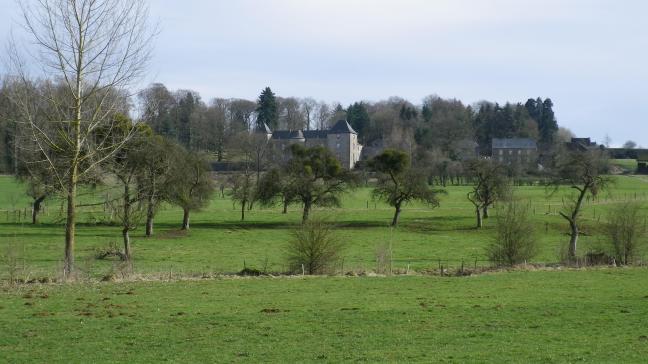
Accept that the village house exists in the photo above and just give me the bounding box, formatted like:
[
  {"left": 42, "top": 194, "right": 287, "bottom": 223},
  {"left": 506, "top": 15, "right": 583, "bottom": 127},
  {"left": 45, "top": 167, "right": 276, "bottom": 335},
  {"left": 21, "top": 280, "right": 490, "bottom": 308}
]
[
  {"left": 491, "top": 138, "right": 537, "bottom": 165},
  {"left": 260, "top": 120, "right": 363, "bottom": 169}
]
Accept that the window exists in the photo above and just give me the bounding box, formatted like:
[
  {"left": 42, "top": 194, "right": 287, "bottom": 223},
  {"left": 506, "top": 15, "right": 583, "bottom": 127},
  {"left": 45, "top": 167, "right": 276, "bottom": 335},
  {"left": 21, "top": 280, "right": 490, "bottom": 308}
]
[
  {"left": 509, "top": 150, "right": 513, "bottom": 155},
  {"left": 499, "top": 150, "right": 503, "bottom": 155},
  {"left": 518, "top": 150, "right": 521, "bottom": 155}
]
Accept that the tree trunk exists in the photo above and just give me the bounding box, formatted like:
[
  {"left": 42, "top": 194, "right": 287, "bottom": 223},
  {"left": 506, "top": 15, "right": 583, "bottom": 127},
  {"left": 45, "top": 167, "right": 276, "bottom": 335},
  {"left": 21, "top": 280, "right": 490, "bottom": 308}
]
[
  {"left": 563, "top": 186, "right": 588, "bottom": 262},
  {"left": 32, "top": 195, "right": 46, "bottom": 225},
  {"left": 391, "top": 203, "right": 402, "bottom": 227},
  {"left": 482, "top": 205, "right": 489, "bottom": 219},
  {"left": 283, "top": 199, "right": 288, "bottom": 214},
  {"left": 145, "top": 189, "right": 155, "bottom": 237},
  {"left": 181, "top": 208, "right": 190, "bottom": 230},
  {"left": 302, "top": 200, "right": 311, "bottom": 223},
  {"left": 241, "top": 201, "right": 246, "bottom": 221},
  {"left": 145, "top": 211, "right": 154, "bottom": 237},
  {"left": 121, "top": 182, "right": 132, "bottom": 261},
  {"left": 476, "top": 207, "right": 483, "bottom": 228},
  {"left": 568, "top": 219, "right": 578, "bottom": 262},
  {"left": 64, "top": 178, "right": 77, "bottom": 277},
  {"left": 122, "top": 227, "right": 131, "bottom": 261}
]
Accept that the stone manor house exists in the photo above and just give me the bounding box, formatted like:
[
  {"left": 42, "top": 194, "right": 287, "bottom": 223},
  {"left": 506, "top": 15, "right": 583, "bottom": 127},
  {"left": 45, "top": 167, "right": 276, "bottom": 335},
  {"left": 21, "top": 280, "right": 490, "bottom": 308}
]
[{"left": 258, "top": 120, "right": 363, "bottom": 169}]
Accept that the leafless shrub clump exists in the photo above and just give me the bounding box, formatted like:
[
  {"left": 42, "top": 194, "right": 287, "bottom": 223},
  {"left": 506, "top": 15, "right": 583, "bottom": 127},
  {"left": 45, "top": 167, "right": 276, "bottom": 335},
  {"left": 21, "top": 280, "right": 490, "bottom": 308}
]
[
  {"left": 486, "top": 198, "right": 538, "bottom": 266},
  {"left": 286, "top": 218, "right": 344, "bottom": 275},
  {"left": 374, "top": 243, "right": 392, "bottom": 275},
  {"left": 2, "top": 241, "right": 27, "bottom": 285},
  {"left": 101, "top": 261, "right": 133, "bottom": 282},
  {"left": 95, "top": 242, "right": 127, "bottom": 261},
  {"left": 603, "top": 202, "right": 646, "bottom": 265}
]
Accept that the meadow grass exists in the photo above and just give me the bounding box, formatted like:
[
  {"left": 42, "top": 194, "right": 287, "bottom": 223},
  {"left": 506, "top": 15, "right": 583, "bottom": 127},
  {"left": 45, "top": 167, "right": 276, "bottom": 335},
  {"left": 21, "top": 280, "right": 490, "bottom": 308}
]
[
  {"left": 1, "top": 174, "right": 648, "bottom": 278},
  {"left": 2, "top": 175, "right": 648, "bottom": 362},
  {"left": 1, "top": 269, "right": 648, "bottom": 362}
]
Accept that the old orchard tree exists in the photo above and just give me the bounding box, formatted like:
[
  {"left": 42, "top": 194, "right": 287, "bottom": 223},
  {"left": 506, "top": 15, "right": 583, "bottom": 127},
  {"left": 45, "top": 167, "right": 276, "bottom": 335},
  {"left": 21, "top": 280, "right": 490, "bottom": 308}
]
[
  {"left": 258, "top": 144, "right": 355, "bottom": 223},
  {"left": 371, "top": 149, "right": 444, "bottom": 227}
]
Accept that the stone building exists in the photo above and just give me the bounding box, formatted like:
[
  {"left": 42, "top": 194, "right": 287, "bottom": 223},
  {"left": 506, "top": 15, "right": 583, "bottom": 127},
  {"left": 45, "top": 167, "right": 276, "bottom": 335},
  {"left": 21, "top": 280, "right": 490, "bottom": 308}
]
[
  {"left": 260, "top": 120, "right": 363, "bottom": 169},
  {"left": 491, "top": 138, "right": 537, "bottom": 165}
]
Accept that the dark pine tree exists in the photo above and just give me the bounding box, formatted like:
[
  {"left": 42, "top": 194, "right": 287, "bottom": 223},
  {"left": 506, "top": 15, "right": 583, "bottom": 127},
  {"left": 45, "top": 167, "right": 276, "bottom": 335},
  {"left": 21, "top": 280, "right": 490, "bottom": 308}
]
[
  {"left": 177, "top": 92, "right": 198, "bottom": 148},
  {"left": 539, "top": 98, "right": 558, "bottom": 146},
  {"left": 346, "top": 102, "right": 370, "bottom": 143},
  {"left": 256, "top": 87, "right": 279, "bottom": 130}
]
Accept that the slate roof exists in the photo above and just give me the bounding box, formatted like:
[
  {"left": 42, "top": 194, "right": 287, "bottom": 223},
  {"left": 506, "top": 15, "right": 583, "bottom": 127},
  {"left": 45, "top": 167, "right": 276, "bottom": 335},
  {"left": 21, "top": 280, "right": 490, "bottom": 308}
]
[
  {"left": 329, "top": 120, "right": 357, "bottom": 134},
  {"left": 271, "top": 130, "right": 304, "bottom": 140},
  {"left": 492, "top": 138, "right": 537, "bottom": 149},
  {"left": 302, "top": 130, "right": 328, "bottom": 139}
]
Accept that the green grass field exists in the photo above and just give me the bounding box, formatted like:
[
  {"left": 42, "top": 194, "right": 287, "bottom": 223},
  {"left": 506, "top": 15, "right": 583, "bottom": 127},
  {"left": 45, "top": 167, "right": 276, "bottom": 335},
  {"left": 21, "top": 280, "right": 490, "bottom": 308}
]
[
  {"left": 1, "top": 269, "right": 648, "bottom": 362},
  {"left": 611, "top": 159, "right": 638, "bottom": 173},
  {"left": 1, "top": 174, "right": 648, "bottom": 278},
  {"left": 2, "top": 174, "right": 648, "bottom": 362}
]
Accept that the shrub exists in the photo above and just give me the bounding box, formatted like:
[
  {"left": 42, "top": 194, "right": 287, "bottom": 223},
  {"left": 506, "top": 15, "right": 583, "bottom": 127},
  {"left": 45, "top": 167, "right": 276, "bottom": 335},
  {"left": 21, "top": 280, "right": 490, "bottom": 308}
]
[
  {"left": 374, "top": 243, "right": 392, "bottom": 275},
  {"left": 604, "top": 202, "right": 646, "bottom": 265},
  {"left": 486, "top": 198, "right": 538, "bottom": 266},
  {"left": 2, "top": 241, "right": 28, "bottom": 285},
  {"left": 286, "top": 218, "right": 343, "bottom": 275}
]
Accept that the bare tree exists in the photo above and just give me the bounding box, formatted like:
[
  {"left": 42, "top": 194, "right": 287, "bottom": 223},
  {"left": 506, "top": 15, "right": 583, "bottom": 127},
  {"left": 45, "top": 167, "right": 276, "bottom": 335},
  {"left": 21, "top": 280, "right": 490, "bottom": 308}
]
[
  {"left": 138, "top": 135, "right": 177, "bottom": 237},
  {"left": 104, "top": 116, "right": 149, "bottom": 262},
  {"left": 165, "top": 149, "right": 215, "bottom": 230},
  {"left": 465, "top": 159, "right": 510, "bottom": 228},
  {"left": 278, "top": 97, "right": 306, "bottom": 130},
  {"left": 552, "top": 148, "right": 611, "bottom": 262},
  {"left": 9, "top": 0, "right": 156, "bottom": 276},
  {"left": 603, "top": 202, "right": 645, "bottom": 265},
  {"left": 300, "top": 98, "right": 317, "bottom": 130},
  {"left": 486, "top": 197, "right": 538, "bottom": 266},
  {"left": 286, "top": 218, "right": 343, "bottom": 275},
  {"left": 315, "top": 102, "right": 331, "bottom": 130}
]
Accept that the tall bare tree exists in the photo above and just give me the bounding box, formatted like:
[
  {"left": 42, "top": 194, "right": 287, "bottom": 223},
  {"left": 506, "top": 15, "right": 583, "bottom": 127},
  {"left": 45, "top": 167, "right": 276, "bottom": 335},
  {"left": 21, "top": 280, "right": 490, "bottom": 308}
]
[
  {"left": 9, "top": 0, "right": 156, "bottom": 276},
  {"left": 300, "top": 98, "right": 317, "bottom": 130},
  {"left": 315, "top": 102, "right": 331, "bottom": 130},
  {"left": 552, "top": 148, "right": 611, "bottom": 262}
]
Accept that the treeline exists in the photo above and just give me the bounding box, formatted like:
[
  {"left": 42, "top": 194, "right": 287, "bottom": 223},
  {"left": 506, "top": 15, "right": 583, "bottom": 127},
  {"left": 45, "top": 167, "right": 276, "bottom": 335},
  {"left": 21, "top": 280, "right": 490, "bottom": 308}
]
[
  {"left": 1, "top": 78, "right": 570, "bottom": 173},
  {"left": 137, "top": 86, "right": 571, "bottom": 170}
]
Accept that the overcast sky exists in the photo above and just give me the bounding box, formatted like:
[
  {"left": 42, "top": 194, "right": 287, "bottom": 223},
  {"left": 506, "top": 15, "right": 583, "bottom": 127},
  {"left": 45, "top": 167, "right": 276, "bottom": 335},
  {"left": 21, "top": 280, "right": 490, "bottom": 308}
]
[{"left": 2, "top": 0, "right": 647, "bottom": 146}]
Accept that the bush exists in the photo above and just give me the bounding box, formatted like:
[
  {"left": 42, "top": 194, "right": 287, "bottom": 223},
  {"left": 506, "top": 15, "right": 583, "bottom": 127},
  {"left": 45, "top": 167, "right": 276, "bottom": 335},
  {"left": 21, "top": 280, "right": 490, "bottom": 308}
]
[
  {"left": 486, "top": 198, "right": 538, "bottom": 266},
  {"left": 604, "top": 202, "right": 646, "bottom": 265},
  {"left": 286, "top": 219, "right": 343, "bottom": 275},
  {"left": 374, "top": 243, "right": 392, "bottom": 275}
]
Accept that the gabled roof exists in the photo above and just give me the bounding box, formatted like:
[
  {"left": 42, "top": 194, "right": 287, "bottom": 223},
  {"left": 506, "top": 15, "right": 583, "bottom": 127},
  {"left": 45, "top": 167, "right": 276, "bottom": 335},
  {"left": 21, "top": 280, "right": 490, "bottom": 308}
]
[
  {"left": 271, "top": 130, "right": 304, "bottom": 140},
  {"left": 329, "top": 120, "right": 357, "bottom": 134},
  {"left": 492, "top": 138, "right": 537, "bottom": 149}
]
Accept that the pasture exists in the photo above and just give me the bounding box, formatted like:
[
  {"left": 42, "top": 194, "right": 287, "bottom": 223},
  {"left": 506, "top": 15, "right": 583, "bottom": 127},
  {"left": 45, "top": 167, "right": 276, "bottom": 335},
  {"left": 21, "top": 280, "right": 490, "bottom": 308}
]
[
  {"left": 2, "top": 174, "right": 648, "bottom": 362},
  {"left": 1, "top": 174, "right": 648, "bottom": 279},
  {"left": 1, "top": 270, "right": 648, "bottom": 362}
]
